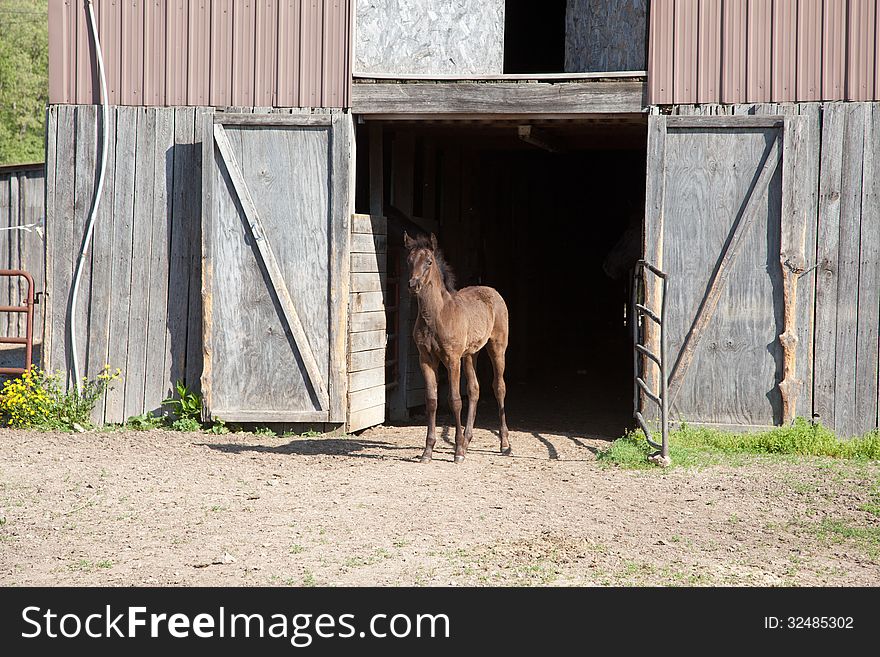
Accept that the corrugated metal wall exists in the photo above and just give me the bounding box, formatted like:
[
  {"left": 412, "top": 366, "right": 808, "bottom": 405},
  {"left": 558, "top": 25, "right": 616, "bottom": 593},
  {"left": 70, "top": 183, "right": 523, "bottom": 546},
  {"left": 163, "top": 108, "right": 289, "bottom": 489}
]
[
  {"left": 48, "top": 0, "right": 351, "bottom": 108},
  {"left": 649, "top": 0, "right": 880, "bottom": 104}
]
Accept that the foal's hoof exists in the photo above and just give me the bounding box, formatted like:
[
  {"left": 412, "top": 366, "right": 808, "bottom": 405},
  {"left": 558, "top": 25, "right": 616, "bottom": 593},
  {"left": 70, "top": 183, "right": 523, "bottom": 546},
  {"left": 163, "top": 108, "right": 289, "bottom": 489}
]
[
  {"left": 419, "top": 455, "right": 432, "bottom": 464},
  {"left": 454, "top": 455, "right": 465, "bottom": 464},
  {"left": 501, "top": 446, "right": 513, "bottom": 456}
]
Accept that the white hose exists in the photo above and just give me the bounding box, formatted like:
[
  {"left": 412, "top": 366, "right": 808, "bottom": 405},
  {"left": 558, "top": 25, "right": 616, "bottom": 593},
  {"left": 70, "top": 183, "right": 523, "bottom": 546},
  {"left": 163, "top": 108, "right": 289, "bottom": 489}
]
[{"left": 68, "top": 0, "right": 108, "bottom": 393}]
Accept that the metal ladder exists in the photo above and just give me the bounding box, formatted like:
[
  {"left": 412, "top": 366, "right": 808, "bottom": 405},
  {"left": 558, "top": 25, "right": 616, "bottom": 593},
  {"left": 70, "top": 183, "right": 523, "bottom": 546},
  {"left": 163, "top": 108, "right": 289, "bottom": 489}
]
[{"left": 631, "top": 260, "right": 670, "bottom": 466}]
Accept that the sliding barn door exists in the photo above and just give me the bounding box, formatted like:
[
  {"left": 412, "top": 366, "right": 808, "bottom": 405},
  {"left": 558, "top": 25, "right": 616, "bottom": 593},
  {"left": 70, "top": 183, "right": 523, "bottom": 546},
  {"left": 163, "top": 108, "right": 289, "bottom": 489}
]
[
  {"left": 202, "top": 114, "right": 351, "bottom": 423},
  {"left": 643, "top": 114, "right": 815, "bottom": 428}
]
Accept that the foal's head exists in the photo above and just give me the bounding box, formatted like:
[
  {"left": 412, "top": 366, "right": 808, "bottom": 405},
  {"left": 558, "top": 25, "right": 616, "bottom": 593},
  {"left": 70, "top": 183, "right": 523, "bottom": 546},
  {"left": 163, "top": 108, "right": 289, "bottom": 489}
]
[{"left": 403, "top": 232, "right": 456, "bottom": 294}]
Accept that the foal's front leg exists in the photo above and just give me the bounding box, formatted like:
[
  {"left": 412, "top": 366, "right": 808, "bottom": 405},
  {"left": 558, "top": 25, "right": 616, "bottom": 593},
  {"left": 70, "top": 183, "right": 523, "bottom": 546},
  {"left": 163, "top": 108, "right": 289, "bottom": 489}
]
[
  {"left": 419, "top": 353, "right": 439, "bottom": 463},
  {"left": 445, "top": 357, "right": 466, "bottom": 463}
]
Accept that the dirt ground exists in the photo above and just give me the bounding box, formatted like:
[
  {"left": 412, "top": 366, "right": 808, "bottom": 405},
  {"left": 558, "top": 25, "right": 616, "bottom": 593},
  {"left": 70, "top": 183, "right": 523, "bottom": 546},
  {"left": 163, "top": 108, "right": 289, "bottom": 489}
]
[{"left": 1, "top": 420, "right": 878, "bottom": 587}]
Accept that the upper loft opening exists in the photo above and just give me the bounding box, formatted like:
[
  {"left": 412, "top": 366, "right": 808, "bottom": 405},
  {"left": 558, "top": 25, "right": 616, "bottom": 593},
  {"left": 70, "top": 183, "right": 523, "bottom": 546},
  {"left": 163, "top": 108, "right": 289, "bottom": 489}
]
[
  {"left": 354, "top": 0, "right": 647, "bottom": 79},
  {"left": 504, "top": 0, "right": 566, "bottom": 74}
]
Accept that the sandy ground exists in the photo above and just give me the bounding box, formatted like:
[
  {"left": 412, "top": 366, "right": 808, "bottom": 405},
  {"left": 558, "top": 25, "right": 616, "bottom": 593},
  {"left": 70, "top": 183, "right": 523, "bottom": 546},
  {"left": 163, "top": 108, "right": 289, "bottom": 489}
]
[{"left": 1, "top": 421, "right": 878, "bottom": 587}]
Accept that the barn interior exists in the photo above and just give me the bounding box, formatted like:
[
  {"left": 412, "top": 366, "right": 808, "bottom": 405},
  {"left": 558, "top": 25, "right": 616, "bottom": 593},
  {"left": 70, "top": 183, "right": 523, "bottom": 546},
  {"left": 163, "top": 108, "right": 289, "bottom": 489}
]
[{"left": 355, "top": 117, "right": 648, "bottom": 438}]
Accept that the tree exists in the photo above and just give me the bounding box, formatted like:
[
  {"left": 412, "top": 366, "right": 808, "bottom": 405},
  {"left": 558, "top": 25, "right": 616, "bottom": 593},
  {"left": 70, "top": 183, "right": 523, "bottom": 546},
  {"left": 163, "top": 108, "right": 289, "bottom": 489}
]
[{"left": 0, "top": 0, "right": 48, "bottom": 166}]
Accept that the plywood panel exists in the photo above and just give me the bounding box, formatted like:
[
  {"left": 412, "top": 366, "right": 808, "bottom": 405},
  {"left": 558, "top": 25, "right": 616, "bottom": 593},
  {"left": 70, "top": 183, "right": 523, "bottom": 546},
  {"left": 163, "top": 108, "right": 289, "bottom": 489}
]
[
  {"left": 203, "top": 115, "right": 349, "bottom": 422},
  {"left": 564, "top": 0, "right": 647, "bottom": 73},
  {"left": 208, "top": 126, "right": 329, "bottom": 413},
  {"left": 661, "top": 123, "right": 782, "bottom": 425},
  {"left": 355, "top": 0, "right": 504, "bottom": 76}
]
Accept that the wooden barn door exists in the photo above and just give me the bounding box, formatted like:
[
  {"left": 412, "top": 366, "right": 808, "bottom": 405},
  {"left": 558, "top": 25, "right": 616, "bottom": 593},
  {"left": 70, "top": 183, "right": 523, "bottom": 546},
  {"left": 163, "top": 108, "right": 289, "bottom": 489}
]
[
  {"left": 643, "top": 114, "right": 815, "bottom": 428},
  {"left": 201, "top": 114, "right": 351, "bottom": 423}
]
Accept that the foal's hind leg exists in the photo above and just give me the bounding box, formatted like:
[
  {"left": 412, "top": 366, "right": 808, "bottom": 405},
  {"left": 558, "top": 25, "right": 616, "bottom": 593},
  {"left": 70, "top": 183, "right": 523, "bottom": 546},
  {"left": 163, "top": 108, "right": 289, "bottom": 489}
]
[
  {"left": 463, "top": 354, "right": 479, "bottom": 448},
  {"left": 487, "top": 340, "right": 511, "bottom": 456}
]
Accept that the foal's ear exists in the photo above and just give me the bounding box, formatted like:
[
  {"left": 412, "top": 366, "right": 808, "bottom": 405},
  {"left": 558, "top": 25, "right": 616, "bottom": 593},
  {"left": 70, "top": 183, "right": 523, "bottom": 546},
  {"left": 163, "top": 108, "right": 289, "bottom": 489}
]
[
  {"left": 430, "top": 233, "right": 438, "bottom": 251},
  {"left": 403, "top": 231, "right": 415, "bottom": 250}
]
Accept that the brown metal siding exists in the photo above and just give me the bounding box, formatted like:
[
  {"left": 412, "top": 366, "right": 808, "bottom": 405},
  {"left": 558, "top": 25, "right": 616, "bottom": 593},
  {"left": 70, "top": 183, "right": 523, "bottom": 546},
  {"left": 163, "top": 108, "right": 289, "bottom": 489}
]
[
  {"left": 697, "top": 0, "right": 721, "bottom": 103},
  {"left": 648, "top": 0, "right": 674, "bottom": 103},
  {"left": 797, "top": 0, "right": 823, "bottom": 100},
  {"left": 48, "top": 0, "right": 351, "bottom": 108},
  {"left": 772, "top": 0, "right": 797, "bottom": 101},
  {"left": 649, "top": 0, "right": 880, "bottom": 104},
  {"left": 721, "top": 0, "right": 747, "bottom": 103}
]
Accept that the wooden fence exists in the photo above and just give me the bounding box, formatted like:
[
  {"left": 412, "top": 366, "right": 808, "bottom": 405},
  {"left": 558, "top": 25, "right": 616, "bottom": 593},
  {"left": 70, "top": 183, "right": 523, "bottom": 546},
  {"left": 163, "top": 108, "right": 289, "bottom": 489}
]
[{"left": 0, "top": 163, "right": 45, "bottom": 347}]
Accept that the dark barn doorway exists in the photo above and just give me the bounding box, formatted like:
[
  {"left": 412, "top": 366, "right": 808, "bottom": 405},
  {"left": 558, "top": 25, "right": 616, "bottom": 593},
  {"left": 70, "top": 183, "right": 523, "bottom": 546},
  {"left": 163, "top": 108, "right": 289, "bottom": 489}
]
[{"left": 355, "top": 117, "right": 648, "bottom": 438}]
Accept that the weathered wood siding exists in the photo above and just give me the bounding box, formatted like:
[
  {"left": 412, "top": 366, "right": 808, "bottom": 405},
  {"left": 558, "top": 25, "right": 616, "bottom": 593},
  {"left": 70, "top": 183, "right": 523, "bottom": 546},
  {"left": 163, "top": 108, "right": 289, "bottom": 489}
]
[
  {"left": 0, "top": 164, "right": 44, "bottom": 343},
  {"left": 663, "top": 102, "right": 880, "bottom": 438},
  {"left": 44, "top": 104, "right": 205, "bottom": 423},
  {"left": 354, "top": 0, "right": 505, "bottom": 76},
  {"left": 812, "top": 102, "right": 880, "bottom": 437},
  {"left": 44, "top": 104, "right": 349, "bottom": 425},
  {"left": 201, "top": 113, "right": 351, "bottom": 424},
  {"left": 347, "top": 213, "right": 386, "bottom": 432},
  {"left": 565, "top": 0, "right": 647, "bottom": 73}
]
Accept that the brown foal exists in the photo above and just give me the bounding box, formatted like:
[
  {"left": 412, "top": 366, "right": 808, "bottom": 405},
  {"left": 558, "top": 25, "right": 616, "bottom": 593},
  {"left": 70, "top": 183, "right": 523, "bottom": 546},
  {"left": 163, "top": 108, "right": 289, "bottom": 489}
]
[{"left": 403, "top": 232, "right": 511, "bottom": 463}]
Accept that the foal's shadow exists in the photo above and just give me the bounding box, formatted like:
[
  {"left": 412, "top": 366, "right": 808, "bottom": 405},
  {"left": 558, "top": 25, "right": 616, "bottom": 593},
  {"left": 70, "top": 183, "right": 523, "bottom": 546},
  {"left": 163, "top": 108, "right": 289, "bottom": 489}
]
[{"left": 197, "top": 438, "right": 415, "bottom": 462}]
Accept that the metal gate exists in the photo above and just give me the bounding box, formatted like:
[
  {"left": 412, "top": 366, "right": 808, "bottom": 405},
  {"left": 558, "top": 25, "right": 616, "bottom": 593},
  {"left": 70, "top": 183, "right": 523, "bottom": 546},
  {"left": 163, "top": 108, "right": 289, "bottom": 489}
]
[{"left": 632, "top": 260, "right": 669, "bottom": 466}]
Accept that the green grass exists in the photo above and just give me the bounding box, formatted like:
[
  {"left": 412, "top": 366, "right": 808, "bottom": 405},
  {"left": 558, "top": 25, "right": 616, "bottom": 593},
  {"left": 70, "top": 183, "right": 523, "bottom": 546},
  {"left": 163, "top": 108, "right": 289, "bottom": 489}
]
[
  {"left": 599, "top": 418, "right": 880, "bottom": 469},
  {"left": 815, "top": 519, "right": 880, "bottom": 558}
]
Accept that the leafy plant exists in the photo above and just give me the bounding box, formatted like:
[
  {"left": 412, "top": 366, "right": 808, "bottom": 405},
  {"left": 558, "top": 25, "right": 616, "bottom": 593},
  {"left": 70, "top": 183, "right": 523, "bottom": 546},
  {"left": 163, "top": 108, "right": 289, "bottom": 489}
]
[
  {"left": 126, "top": 413, "right": 164, "bottom": 431},
  {"left": 162, "top": 381, "right": 202, "bottom": 422},
  {"left": 0, "top": 366, "right": 121, "bottom": 430},
  {"left": 171, "top": 417, "right": 202, "bottom": 433},
  {"left": 208, "top": 419, "right": 230, "bottom": 435},
  {"left": 254, "top": 426, "right": 276, "bottom": 437}
]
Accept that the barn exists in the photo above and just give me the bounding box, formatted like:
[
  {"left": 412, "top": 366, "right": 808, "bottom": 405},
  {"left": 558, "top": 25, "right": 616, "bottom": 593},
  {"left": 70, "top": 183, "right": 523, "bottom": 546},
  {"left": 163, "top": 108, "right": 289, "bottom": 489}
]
[{"left": 39, "top": 0, "right": 880, "bottom": 440}]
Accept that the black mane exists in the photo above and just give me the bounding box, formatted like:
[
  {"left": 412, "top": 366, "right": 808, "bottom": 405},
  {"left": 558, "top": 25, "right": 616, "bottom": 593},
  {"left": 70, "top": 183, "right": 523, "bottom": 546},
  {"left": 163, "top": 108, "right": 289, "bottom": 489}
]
[{"left": 406, "top": 233, "right": 457, "bottom": 293}]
